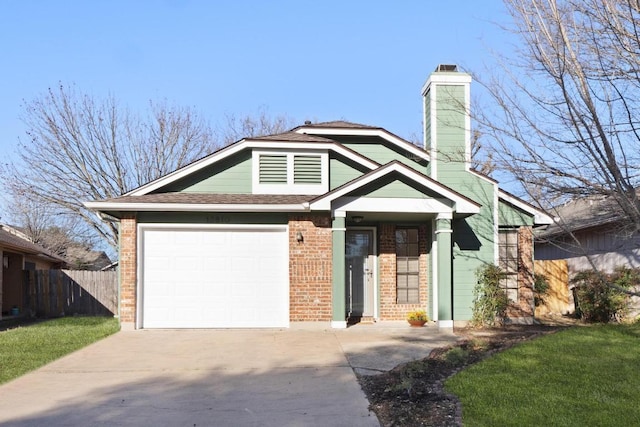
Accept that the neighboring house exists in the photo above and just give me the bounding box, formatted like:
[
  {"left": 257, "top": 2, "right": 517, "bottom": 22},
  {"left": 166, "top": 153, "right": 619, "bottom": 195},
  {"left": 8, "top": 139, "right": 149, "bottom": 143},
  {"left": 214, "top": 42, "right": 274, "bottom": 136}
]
[
  {"left": 535, "top": 195, "right": 640, "bottom": 274},
  {"left": 64, "top": 246, "right": 112, "bottom": 271},
  {"left": 0, "top": 224, "right": 66, "bottom": 318},
  {"left": 86, "top": 65, "right": 552, "bottom": 330}
]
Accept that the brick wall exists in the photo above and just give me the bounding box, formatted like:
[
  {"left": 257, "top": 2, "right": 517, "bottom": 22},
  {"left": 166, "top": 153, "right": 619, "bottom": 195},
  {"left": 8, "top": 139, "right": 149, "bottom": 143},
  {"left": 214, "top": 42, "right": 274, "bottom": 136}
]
[
  {"left": 378, "top": 224, "right": 429, "bottom": 320},
  {"left": 507, "top": 225, "right": 535, "bottom": 320},
  {"left": 288, "top": 214, "right": 333, "bottom": 321},
  {"left": 119, "top": 215, "right": 137, "bottom": 326}
]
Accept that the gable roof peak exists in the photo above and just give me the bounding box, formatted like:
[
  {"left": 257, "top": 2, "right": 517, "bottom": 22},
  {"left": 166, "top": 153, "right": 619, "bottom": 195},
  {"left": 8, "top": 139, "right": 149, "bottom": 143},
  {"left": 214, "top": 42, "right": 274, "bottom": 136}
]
[{"left": 292, "top": 120, "right": 380, "bottom": 131}]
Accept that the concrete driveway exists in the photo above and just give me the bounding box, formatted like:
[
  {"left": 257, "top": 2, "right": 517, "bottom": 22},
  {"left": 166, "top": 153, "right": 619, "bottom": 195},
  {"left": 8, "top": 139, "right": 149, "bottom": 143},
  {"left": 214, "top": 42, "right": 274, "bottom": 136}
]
[{"left": 0, "top": 322, "right": 458, "bottom": 427}]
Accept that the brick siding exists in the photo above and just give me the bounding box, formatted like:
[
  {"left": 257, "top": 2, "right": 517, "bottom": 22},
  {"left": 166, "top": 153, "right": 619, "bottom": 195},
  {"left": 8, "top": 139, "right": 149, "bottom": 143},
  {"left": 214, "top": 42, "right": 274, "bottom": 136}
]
[
  {"left": 378, "top": 224, "right": 429, "bottom": 320},
  {"left": 506, "top": 225, "right": 535, "bottom": 320},
  {"left": 119, "top": 215, "right": 137, "bottom": 325},
  {"left": 288, "top": 214, "right": 333, "bottom": 321}
]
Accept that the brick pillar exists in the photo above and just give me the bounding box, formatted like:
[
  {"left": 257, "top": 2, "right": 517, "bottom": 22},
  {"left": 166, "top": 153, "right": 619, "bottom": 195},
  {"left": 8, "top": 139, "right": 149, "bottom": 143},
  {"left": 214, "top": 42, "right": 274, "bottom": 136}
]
[
  {"left": 119, "top": 215, "right": 137, "bottom": 329},
  {"left": 518, "top": 226, "right": 535, "bottom": 320}
]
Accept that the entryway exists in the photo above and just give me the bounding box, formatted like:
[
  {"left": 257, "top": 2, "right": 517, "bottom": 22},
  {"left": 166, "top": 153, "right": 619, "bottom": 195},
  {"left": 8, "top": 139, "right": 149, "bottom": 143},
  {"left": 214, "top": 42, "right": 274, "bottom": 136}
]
[{"left": 345, "top": 228, "right": 376, "bottom": 324}]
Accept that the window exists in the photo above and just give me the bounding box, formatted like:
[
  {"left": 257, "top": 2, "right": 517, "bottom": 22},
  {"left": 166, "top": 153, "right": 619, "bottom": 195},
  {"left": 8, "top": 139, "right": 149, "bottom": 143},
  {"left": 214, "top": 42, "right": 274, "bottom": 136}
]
[
  {"left": 253, "top": 150, "right": 327, "bottom": 194},
  {"left": 396, "top": 228, "right": 420, "bottom": 304},
  {"left": 499, "top": 229, "right": 519, "bottom": 301}
]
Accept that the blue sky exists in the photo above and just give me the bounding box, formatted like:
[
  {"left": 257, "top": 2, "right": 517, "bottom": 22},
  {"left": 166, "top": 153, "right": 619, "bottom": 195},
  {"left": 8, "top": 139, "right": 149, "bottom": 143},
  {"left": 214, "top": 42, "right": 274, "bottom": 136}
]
[{"left": 0, "top": 1, "right": 512, "bottom": 160}]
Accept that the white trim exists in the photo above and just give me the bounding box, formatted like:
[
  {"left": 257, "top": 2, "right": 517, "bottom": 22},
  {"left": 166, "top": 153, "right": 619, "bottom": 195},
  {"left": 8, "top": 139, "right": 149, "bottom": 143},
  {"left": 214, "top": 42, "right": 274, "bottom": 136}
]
[
  {"left": 436, "top": 212, "right": 453, "bottom": 220},
  {"left": 252, "top": 149, "right": 329, "bottom": 195},
  {"left": 438, "top": 319, "right": 454, "bottom": 329},
  {"left": 331, "top": 320, "right": 347, "bottom": 329},
  {"left": 128, "top": 140, "right": 378, "bottom": 196},
  {"left": 332, "top": 228, "right": 347, "bottom": 232},
  {"left": 431, "top": 218, "right": 438, "bottom": 324},
  {"left": 498, "top": 190, "right": 553, "bottom": 225},
  {"left": 295, "top": 127, "right": 429, "bottom": 162},
  {"left": 421, "top": 72, "right": 472, "bottom": 94},
  {"left": 333, "top": 197, "right": 453, "bottom": 214},
  {"left": 434, "top": 229, "right": 453, "bottom": 234},
  {"left": 84, "top": 201, "right": 308, "bottom": 213}
]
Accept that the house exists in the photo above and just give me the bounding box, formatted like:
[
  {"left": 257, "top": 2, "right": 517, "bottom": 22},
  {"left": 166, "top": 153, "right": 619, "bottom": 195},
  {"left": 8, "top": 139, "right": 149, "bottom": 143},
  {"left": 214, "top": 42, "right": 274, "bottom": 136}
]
[
  {"left": 535, "top": 194, "right": 640, "bottom": 274},
  {"left": 0, "top": 224, "right": 66, "bottom": 318},
  {"left": 85, "top": 65, "right": 552, "bottom": 330}
]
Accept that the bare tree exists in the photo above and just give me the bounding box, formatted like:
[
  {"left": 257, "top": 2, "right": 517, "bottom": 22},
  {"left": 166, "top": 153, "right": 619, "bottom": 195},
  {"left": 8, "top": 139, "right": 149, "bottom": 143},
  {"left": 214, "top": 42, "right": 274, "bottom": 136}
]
[
  {"left": 1, "top": 85, "right": 296, "bottom": 251},
  {"left": 218, "top": 107, "right": 296, "bottom": 145},
  {"left": 477, "top": 0, "right": 640, "bottom": 230},
  {"left": 473, "top": 0, "right": 640, "bottom": 296}
]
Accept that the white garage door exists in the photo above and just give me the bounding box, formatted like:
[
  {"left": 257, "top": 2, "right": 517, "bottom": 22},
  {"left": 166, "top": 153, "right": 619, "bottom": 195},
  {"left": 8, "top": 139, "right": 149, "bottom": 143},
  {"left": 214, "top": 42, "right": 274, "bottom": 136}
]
[{"left": 141, "top": 226, "right": 289, "bottom": 328}]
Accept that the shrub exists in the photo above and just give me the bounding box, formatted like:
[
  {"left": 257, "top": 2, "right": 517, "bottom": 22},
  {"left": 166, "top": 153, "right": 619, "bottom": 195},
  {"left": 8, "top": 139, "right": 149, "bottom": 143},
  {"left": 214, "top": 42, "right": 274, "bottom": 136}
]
[
  {"left": 534, "top": 273, "right": 550, "bottom": 307},
  {"left": 571, "top": 267, "right": 636, "bottom": 323},
  {"left": 471, "top": 264, "right": 509, "bottom": 327}
]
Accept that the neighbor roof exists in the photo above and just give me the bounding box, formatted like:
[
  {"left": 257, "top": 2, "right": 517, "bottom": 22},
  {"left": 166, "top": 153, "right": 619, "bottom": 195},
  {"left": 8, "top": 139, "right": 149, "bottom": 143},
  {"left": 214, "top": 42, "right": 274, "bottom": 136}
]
[
  {"left": 538, "top": 195, "right": 625, "bottom": 238},
  {"left": 0, "top": 225, "right": 66, "bottom": 263}
]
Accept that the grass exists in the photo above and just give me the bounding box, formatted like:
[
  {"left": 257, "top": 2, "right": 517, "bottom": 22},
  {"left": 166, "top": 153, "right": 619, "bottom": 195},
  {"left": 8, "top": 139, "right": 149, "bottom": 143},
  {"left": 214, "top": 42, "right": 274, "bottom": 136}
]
[
  {"left": 0, "top": 316, "right": 119, "bottom": 384},
  {"left": 445, "top": 323, "right": 640, "bottom": 426}
]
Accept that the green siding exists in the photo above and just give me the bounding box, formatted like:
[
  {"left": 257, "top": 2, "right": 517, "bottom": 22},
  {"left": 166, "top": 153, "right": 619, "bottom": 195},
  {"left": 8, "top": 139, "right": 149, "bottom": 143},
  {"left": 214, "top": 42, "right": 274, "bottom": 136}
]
[
  {"left": 364, "top": 179, "right": 430, "bottom": 198},
  {"left": 434, "top": 85, "right": 466, "bottom": 174},
  {"left": 328, "top": 135, "right": 428, "bottom": 173},
  {"left": 498, "top": 200, "right": 534, "bottom": 227},
  {"left": 159, "top": 151, "right": 252, "bottom": 194},
  {"left": 448, "top": 174, "right": 497, "bottom": 321},
  {"left": 329, "top": 155, "right": 367, "bottom": 190},
  {"left": 137, "top": 212, "right": 288, "bottom": 224}
]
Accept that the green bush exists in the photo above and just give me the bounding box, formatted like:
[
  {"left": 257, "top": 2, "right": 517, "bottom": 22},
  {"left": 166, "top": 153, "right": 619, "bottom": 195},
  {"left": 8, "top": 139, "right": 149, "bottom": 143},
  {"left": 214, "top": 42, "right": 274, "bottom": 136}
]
[
  {"left": 471, "top": 264, "right": 509, "bottom": 327},
  {"left": 534, "top": 273, "right": 550, "bottom": 307},
  {"left": 571, "top": 267, "right": 637, "bottom": 323}
]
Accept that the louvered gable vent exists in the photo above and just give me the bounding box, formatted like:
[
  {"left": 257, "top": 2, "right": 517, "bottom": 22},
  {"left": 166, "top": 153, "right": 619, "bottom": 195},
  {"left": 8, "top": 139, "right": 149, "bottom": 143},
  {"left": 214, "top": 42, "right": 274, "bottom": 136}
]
[
  {"left": 259, "top": 154, "right": 287, "bottom": 183},
  {"left": 294, "top": 155, "right": 321, "bottom": 184}
]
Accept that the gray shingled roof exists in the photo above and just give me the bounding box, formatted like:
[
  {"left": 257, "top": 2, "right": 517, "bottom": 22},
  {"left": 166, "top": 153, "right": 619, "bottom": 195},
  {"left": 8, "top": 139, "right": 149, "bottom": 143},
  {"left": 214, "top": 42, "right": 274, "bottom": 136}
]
[
  {"left": 299, "top": 120, "right": 379, "bottom": 129},
  {"left": 0, "top": 226, "right": 66, "bottom": 262},
  {"left": 102, "top": 193, "right": 315, "bottom": 205},
  {"left": 537, "top": 195, "right": 623, "bottom": 237},
  {"left": 248, "top": 131, "right": 337, "bottom": 143}
]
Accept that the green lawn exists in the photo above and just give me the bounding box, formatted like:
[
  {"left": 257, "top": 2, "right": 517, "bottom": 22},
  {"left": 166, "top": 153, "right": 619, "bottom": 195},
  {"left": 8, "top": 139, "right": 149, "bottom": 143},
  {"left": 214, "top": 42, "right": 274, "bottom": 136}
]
[
  {"left": 0, "top": 316, "right": 119, "bottom": 384},
  {"left": 445, "top": 323, "right": 640, "bottom": 426}
]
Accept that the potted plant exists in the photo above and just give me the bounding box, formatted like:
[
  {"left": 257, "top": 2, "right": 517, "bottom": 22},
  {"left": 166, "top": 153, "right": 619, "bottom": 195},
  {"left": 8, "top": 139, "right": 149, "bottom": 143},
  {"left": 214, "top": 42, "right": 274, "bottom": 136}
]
[{"left": 406, "top": 309, "right": 428, "bottom": 327}]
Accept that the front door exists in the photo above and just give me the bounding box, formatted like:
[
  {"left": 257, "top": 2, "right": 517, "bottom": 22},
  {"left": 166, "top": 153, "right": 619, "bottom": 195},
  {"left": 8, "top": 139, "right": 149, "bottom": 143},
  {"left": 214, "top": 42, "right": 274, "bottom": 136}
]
[{"left": 345, "top": 229, "right": 375, "bottom": 319}]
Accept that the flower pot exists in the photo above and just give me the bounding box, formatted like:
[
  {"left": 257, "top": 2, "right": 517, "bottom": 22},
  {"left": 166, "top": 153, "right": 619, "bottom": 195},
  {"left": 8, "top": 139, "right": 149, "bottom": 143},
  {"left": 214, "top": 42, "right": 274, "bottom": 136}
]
[{"left": 408, "top": 320, "right": 426, "bottom": 327}]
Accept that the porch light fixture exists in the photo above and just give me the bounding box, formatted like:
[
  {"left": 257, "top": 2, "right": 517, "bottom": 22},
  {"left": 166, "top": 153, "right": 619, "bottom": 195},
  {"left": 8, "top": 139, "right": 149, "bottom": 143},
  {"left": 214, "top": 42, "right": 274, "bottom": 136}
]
[
  {"left": 295, "top": 231, "right": 304, "bottom": 243},
  {"left": 352, "top": 216, "right": 364, "bottom": 223},
  {"left": 3, "top": 256, "right": 8, "bottom": 268}
]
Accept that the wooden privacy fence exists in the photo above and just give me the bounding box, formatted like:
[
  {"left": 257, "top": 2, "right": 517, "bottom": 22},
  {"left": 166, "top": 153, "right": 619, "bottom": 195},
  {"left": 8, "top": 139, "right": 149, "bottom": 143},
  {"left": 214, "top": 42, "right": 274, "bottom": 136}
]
[
  {"left": 534, "top": 260, "right": 572, "bottom": 316},
  {"left": 23, "top": 269, "right": 117, "bottom": 317}
]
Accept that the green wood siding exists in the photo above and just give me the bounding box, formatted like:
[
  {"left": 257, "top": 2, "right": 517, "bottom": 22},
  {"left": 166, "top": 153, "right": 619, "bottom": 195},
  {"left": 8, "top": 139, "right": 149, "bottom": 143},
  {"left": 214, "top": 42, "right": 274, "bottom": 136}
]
[
  {"left": 364, "top": 179, "right": 431, "bottom": 198},
  {"left": 498, "top": 200, "right": 534, "bottom": 227},
  {"left": 448, "top": 174, "right": 498, "bottom": 321},
  {"left": 159, "top": 151, "right": 252, "bottom": 194},
  {"left": 137, "top": 212, "right": 288, "bottom": 224},
  {"left": 434, "top": 85, "right": 466, "bottom": 174},
  {"left": 328, "top": 135, "right": 428, "bottom": 173},
  {"left": 329, "top": 154, "right": 368, "bottom": 190}
]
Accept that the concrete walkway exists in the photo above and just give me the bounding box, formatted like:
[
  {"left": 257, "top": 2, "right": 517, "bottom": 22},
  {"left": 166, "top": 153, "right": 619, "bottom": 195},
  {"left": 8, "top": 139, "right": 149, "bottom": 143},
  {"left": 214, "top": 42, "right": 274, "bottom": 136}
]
[{"left": 0, "top": 322, "right": 458, "bottom": 427}]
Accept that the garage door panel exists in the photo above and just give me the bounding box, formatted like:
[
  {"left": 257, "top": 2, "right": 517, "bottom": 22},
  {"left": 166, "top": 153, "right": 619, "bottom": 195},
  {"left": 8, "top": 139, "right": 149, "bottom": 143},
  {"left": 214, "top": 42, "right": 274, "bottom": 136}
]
[{"left": 142, "top": 227, "right": 288, "bottom": 328}]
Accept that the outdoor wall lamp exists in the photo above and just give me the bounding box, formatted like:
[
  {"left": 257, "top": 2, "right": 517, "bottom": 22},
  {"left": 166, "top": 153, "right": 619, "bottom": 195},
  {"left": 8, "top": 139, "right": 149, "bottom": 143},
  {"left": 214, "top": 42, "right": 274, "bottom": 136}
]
[
  {"left": 295, "top": 231, "right": 304, "bottom": 243},
  {"left": 352, "top": 215, "right": 364, "bottom": 223},
  {"left": 3, "top": 256, "right": 8, "bottom": 268}
]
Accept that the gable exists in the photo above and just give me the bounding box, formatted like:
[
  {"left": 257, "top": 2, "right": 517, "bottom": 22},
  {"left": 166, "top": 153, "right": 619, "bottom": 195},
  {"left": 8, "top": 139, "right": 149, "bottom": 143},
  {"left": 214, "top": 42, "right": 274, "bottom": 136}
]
[
  {"left": 499, "top": 199, "right": 534, "bottom": 227},
  {"left": 323, "top": 135, "right": 428, "bottom": 173},
  {"left": 158, "top": 151, "right": 252, "bottom": 194}
]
